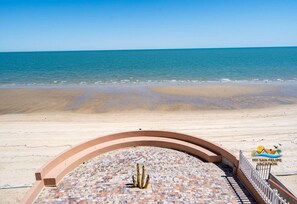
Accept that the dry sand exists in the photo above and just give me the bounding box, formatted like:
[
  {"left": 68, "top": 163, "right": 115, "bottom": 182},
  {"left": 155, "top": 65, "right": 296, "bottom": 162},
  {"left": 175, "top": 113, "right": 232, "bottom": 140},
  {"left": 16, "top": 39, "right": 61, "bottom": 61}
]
[
  {"left": 0, "top": 84, "right": 297, "bottom": 203},
  {"left": 1, "top": 106, "right": 297, "bottom": 203}
]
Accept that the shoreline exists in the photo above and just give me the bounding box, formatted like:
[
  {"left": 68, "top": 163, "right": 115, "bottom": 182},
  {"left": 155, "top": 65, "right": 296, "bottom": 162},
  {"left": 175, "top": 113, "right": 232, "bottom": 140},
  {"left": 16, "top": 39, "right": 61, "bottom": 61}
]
[{"left": 1, "top": 79, "right": 297, "bottom": 89}]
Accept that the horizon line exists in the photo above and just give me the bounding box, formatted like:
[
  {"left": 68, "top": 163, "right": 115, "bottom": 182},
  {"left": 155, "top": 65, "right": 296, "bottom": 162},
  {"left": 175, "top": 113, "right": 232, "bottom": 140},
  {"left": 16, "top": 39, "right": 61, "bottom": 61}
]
[{"left": 1, "top": 45, "right": 297, "bottom": 53}]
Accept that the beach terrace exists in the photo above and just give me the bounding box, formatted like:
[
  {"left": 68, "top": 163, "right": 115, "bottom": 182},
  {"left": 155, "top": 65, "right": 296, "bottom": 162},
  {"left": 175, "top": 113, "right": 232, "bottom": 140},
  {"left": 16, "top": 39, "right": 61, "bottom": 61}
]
[
  {"left": 22, "top": 130, "right": 293, "bottom": 203},
  {"left": 35, "top": 146, "right": 254, "bottom": 203}
]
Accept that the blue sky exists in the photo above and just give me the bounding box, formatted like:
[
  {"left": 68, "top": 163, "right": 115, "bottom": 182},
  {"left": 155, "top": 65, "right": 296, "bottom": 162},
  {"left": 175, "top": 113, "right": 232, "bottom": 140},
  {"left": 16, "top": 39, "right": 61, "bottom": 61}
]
[{"left": 0, "top": 0, "right": 297, "bottom": 52}]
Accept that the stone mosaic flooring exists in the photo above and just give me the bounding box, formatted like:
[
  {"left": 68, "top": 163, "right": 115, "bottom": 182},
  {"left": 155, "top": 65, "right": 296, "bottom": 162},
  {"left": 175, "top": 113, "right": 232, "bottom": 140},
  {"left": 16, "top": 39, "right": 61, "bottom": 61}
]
[{"left": 35, "top": 147, "right": 255, "bottom": 203}]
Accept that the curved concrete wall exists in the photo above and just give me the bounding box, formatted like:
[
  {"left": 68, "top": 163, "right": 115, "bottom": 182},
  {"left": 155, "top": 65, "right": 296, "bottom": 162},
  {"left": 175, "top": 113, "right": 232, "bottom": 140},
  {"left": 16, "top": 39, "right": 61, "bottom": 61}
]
[
  {"left": 35, "top": 130, "right": 238, "bottom": 181},
  {"left": 22, "top": 130, "right": 244, "bottom": 204},
  {"left": 43, "top": 137, "right": 222, "bottom": 186}
]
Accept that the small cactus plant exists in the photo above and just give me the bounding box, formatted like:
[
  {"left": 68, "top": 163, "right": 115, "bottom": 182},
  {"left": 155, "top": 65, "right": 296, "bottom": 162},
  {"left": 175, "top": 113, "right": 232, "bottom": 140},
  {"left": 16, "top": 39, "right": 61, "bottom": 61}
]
[{"left": 132, "top": 163, "right": 150, "bottom": 189}]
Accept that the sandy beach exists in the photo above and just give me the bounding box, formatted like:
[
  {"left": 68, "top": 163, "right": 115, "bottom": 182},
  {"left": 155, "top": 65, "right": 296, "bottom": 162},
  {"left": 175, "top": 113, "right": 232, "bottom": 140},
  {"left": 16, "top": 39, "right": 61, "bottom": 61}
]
[
  {"left": 0, "top": 83, "right": 297, "bottom": 203},
  {"left": 2, "top": 0, "right": 297, "bottom": 203}
]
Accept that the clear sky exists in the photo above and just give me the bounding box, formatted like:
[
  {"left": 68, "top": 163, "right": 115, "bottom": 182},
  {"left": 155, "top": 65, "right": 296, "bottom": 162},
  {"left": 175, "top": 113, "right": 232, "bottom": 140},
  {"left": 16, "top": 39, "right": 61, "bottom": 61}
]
[{"left": 0, "top": 0, "right": 297, "bottom": 52}]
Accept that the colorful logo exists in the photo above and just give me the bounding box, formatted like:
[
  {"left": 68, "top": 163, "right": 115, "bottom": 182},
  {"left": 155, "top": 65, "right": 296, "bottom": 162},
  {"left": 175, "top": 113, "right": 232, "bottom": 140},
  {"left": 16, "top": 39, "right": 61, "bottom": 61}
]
[{"left": 251, "top": 145, "right": 282, "bottom": 158}]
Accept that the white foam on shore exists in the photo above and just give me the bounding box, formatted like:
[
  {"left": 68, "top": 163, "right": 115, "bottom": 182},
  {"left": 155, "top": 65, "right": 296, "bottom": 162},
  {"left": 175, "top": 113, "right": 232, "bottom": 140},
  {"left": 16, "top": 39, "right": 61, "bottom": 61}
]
[{"left": 1, "top": 78, "right": 297, "bottom": 89}]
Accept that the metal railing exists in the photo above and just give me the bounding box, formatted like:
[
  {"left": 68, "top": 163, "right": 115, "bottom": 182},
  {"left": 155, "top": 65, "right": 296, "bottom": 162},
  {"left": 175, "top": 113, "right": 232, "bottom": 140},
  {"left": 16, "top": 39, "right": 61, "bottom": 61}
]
[{"left": 239, "top": 150, "right": 289, "bottom": 204}]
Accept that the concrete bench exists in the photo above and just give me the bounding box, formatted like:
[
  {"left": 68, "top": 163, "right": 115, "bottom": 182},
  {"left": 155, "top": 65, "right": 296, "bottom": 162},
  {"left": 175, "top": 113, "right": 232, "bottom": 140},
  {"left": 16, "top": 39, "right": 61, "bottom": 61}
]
[
  {"left": 35, "top": 130, "right": 237, "bottom": 182},
  {"left": 42, "top": 136, "right": 222, "bottom": 186}
]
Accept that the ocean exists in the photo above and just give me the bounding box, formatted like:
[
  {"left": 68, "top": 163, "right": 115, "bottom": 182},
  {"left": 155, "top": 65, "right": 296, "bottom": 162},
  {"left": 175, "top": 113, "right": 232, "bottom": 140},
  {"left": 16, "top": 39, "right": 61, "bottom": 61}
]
[{"left": 1, "top": 47, "right": 297, "bottom": 86}]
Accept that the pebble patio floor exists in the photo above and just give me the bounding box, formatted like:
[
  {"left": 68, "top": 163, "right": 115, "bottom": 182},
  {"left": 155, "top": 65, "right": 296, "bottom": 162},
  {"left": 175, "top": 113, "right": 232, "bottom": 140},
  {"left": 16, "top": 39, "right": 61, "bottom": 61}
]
[{"left": 35, "top": 146, "right": 252, "bottom": 203}]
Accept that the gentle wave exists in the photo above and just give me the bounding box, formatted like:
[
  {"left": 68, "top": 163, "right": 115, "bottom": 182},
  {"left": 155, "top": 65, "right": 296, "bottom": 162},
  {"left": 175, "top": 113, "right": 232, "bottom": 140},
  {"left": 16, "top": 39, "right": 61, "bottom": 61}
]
[{"left": 1, "top": 78, "right": 297, "bottom": 88}]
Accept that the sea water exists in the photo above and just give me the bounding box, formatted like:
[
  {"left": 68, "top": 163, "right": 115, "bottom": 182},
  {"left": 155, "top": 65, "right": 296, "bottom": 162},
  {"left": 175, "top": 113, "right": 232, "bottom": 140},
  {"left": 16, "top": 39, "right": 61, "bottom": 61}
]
[{"left": 1, "top": 47, "right": 297, "bottom": 86}]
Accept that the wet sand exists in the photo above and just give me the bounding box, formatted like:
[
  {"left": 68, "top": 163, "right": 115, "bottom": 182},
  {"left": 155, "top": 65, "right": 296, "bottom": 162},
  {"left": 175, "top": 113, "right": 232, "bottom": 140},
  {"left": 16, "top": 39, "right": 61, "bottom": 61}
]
[
  {"left": 1, "top": 82, "right": 297, "bottom": 114},
  {"left": 151, "top": 83, "right": 271, "bottom": 98},
  {"left": 0, "top": 83, "right": 297, "bottom": 203}
]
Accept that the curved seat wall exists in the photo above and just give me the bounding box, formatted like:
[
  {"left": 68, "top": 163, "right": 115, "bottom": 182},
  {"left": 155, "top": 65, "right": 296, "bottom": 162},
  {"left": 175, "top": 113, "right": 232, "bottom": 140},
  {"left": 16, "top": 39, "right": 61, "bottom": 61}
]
[
  {"left": 43, "top": 136, "right": 222, "bottom": 186},
  {"left": 35, "top": 130, "right": 238, "bottom": 181}
]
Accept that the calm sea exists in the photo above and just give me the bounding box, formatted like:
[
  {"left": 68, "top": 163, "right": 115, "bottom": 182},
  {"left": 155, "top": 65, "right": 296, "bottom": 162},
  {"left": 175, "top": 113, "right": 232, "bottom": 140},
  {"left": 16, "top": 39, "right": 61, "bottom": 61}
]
[{"left": 1, "top": 47, "right": 297, "bottom": 86}]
